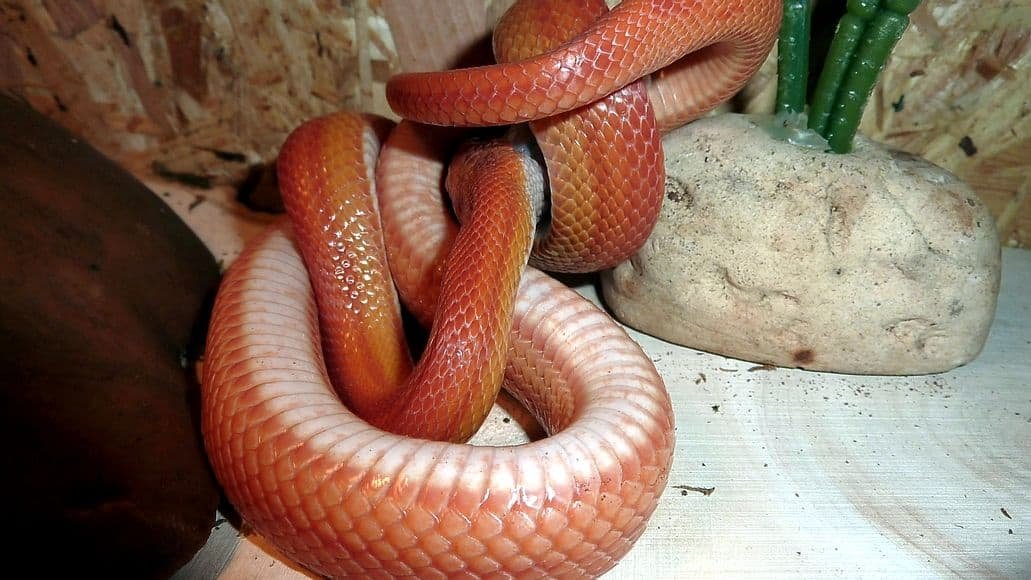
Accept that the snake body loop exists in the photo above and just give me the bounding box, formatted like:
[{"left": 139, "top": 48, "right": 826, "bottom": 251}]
[
  {"left": 202, "top": 0, "right": 780, "bottom": 576},
  {"left": 386, "top": 0, "right": 781, "bottom": 130}
]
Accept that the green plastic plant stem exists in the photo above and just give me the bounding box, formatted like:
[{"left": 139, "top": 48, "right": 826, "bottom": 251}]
[
  {"left": 775, "top": 0, "right": 812, "bottom": 115},
  {"left": 824, "top": 6, "right": 916, "bottom": 153},
  {"left": 884, "top": 0, "right": 922, "bottom": 15},
  {"left": 807, "top": 0, "right": 881, "bottom": 136},
  {"left": 806, "top": 16, "right": 865, "bottom": 134}
]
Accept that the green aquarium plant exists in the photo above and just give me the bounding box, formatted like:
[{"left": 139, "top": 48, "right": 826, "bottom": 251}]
[{"left": 775, "top": 0, "right": 922, "bottom": 153}]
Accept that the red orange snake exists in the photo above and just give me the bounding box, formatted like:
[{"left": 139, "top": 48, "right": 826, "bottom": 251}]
[{"left": 201, "top": 0, "right": 779, "bottom": 576}]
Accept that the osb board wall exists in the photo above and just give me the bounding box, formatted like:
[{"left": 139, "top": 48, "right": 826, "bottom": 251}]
[
  {"left": 1, "top": 0, "right": 1027, "bottom": 246},
  {"left": 0, "top": 0, "right": 516, "bottom": 186},
  {"left": 856, "top": 0, "right": 1030, "bottom": 247}
]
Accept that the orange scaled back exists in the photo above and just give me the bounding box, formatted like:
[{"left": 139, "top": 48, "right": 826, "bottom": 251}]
[
  {"left": 277, "top": 113, "right": 538, "bottom": 442},
  {"left": 494, "top": 0, "right": 665, "bottom": 273}
]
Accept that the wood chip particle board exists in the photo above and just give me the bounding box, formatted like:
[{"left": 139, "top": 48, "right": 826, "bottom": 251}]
[
  {"left": 2, "top": 0, "right": 1027, "bottom": 245},
  {"left": 856, "top": 1, "right": 1031, "bottom": 248}
]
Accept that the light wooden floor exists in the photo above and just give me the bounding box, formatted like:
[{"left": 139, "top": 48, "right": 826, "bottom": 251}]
[{"left": 167, "top": 177, "right": 1030, "bottom": 579}]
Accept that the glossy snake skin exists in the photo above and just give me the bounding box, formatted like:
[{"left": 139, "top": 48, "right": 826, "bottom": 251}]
[{"left": 201, "top": 0, "right": 780, "bottom": 576}]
